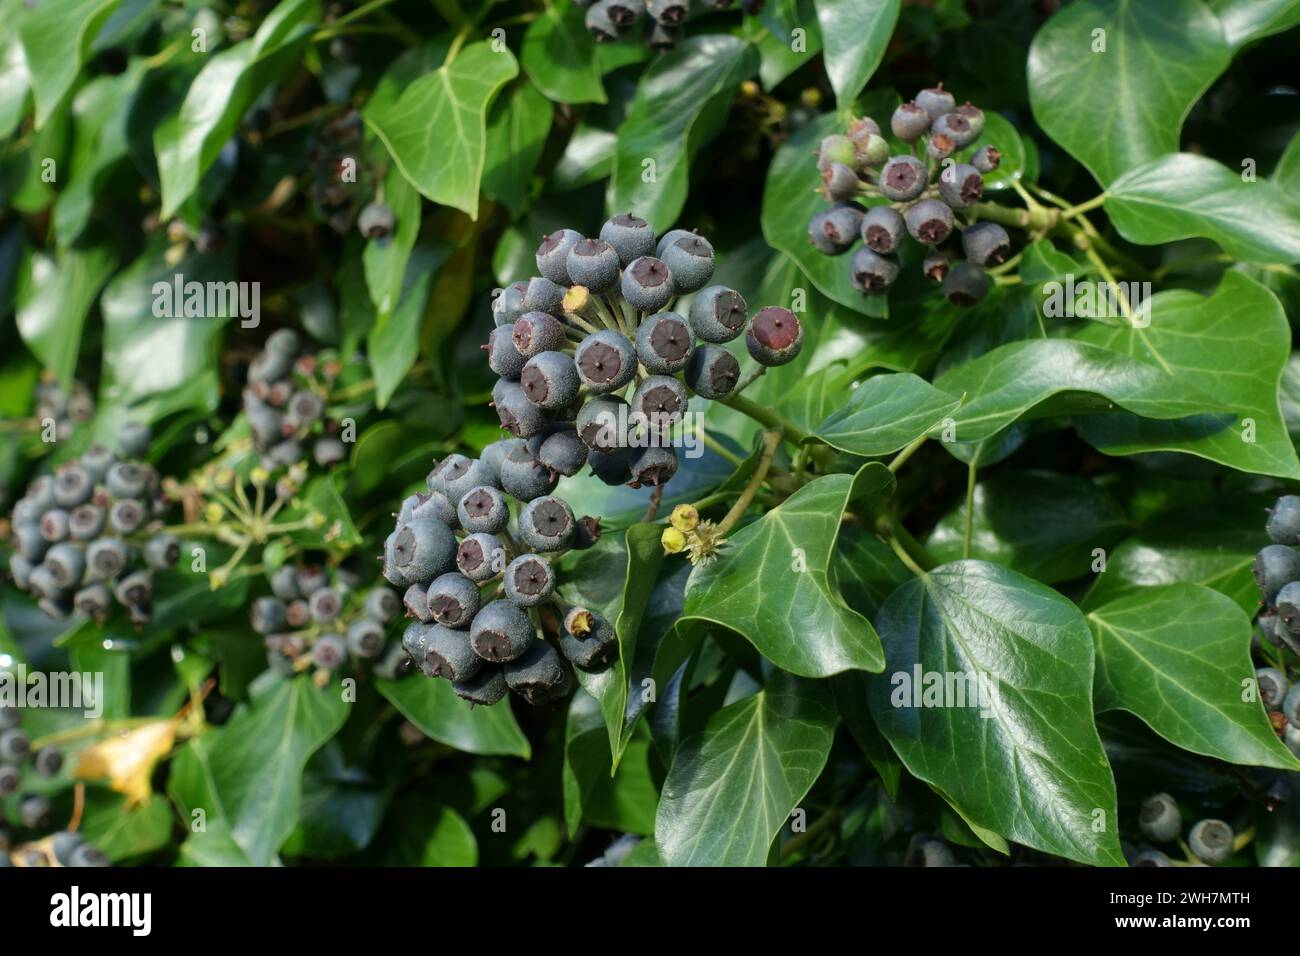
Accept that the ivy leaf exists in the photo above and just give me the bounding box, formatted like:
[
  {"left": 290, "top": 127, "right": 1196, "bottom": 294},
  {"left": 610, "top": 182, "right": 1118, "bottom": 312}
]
[
  {"left": 99, "top": 241, "right": 233, "bottom": 416},
  {"left": 1105, "top": 153, "right": 1300, "bottom": 264},
  {"left": 376, "top": 675, "right": 531, "bottom": 758},
  {"left": 53, "top": 62, "right": 144, "bottom": 245},
  {"left": 1206, "top": 0, "right": 1300, "bottom": 49},
  {"left": 362, "top": 166, "right": 422, "bottom": 324},
  {"left": 563, "top": 523, "right": 665, "bottom": 769},
  {"left": 1073, "top": 272, "right": 1300, "bottom": 479},
  {"left": 520, "top": 0, "right": 605, "bottom": 105},
  {"left": 679, "top": 462, "right": 892, "bottom": 678},
  {"left": 813, "top": 0, "right": 899, "bottom": 106},
  {"left": 927, "top": 471, "right": 1130, "bottom": 584},
  {"left": 655, "top": 671, "right": 837, "bottom": 866},
  {"left": 368, "top": 241, "right": 454, "bottom": 408},
  {"left": 933, "top": 338, "right": 1218, "bottom": 444},
  {"left": 19, "top": 0, "right": 124, "bottom": 128},
  {"left": 761, "top": 111, "right": 888, "bottom": 318},
  {"left": 77, "top": 791, "right": 173, "bottom": 862},
  {"left": 561, "top": 691, "right": 658, "bottom": 838},
  {"left": 608, "top": 35, "right": 758, "bottom": 232},
  {"left": 1087, "top": 583, "right": 1299, "bottom": 769},
  {"left": 1027, "top": 0, "right": 1230, "bottom": 184},
  {"left": 367, "top": 41, "right": 518, "bottom": 219},
  {"left": 176, "top": 677, "right": 348, "bottom": 866},
  {"left": 808, "top": 372, "right": 962, "bottom": 457},
  {"left": 155, "top": 0, "right": 318, "bottom": 218},
  {"left": 1083, "top": 497, "right": 1273, "bottom": 615},
  {"left": 16, "top": 245, "right": 116, "bottom": 389},
  {"left": 866, "top": 561, "right": 1125, "bottom": 866},
  {"left": 482, "top": 79, "right": 553, "bottom": 217}
]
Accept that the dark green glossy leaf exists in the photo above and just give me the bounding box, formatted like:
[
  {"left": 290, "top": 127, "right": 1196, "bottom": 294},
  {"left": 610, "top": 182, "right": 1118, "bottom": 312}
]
[
  {"left": 680, "top": 463, "right": 892, "bottom": 678},
  {"left": 15, "top": 246, "right": 116, "bottom": 388},
  {"left": 1207, "top": 0, "right": 1300, "bottom": 49},
  {"left": 813, "top": 0, "right": 899, "bottom": 106},
  {"left": 809, "top": 372, "right": 962, "bottom": 457},
  {"left": 608, "top": 34, "right": 758, "bottom": 232},
  {"left": 1028, "top": 0, "right": 1230, "bottom": 184},
  {"left": 482, "top": 78, "right": 553, "bottom": 217},
  {"left": 656, "top": 671, "right": 837, "bottom": 866},
  {"left": 1073, "top": 272, "right": 1300, "bottom": 479},
  {"left": 867, "top": 561, "right": 1124, "bottom": 866},
  {"left": 520, "top": 0, "right": 605, "bottom": 105},
  {"left": 1087, "top": 583, "right": 1299, "bottom": 770},
  {"left": 19, "top": 0, "right": 124, "bottom": 127},
  {"left": 1105, "top": 154, "right": 1300, "bottom": 264},
  {"left": 375, "top": 675, "right": 531, "bottom": 758}
]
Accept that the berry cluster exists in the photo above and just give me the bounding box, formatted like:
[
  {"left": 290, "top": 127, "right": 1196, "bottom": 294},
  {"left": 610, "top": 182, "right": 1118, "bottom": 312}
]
[
  {"left": 808, "top": 85, "right": 1005, "bottom": 306},
  {"left": 1128, "top": 793, "right": 1236, "bottom": 867},
  {"left": 242, "top": 329, "right": 349, "bottom": 472},
  {"left": 579, "top": 0, "right": 759, "bottom": 52},
  {"left": 491, "top": 214, "right": 802, "bottom": 490},
  {"left": 33, "top": 376, "right": 95, "bottom": 443},
  {"left": 253, "top": 561, "right": 407, "bottom": 681},
  {"left": 383, "top": 449, "right": 611, "bottom": 708},
  {"left": 0, "top": 705, "right": 106, "bottom": 868},
  {"left": 308, "top": 110, "right": 379, "bottom": 236},
  {"left": 7, "top": 426, "right": 180, "bottom": 624},
  {"left": 1251, "top": 494, "right": 1300, "bottom": 757}
]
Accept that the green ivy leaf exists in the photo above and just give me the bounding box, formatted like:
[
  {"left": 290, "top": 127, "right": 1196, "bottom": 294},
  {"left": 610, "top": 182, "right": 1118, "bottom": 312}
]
[
  {"left": 808, "top": 372, "right": 962, "bottom": 457},
  {"left": 1087, "top": 583, "right": 1299, "bottom": 769},
  {"left": 608, "top": 34, "right": 758, "bottom": 232},
  {"left": 368, "top": 241, "right": 454, "bottom": 408},
  {"left": 866, "top": 561, "right": 1125, "bottom": 866},
  {"left": 53, "top": 61, "right": 144, "bottom": 245},
  {"left": 376, "top": 675, "right": 531, "bottom": 758},
  {"left": 1105, "top": 153, "right": 1300, "bottom": 264},
  {"left": 520, "top": 0, "right": 605, "bottom": 105},
  {"left": 655, "top": 671, "right": 837, "bottom": 866},
  {"left": 99, "top": 241, "right": 233, "bottom": 416},
  {"left": 1073, "top": 271, "right": 1300, "bottom": 479},
  {"left": 679, "top": 462, "right": 892, "bottom": 678},
  {"left": 1206, "top": 0, "right": 1300, "bottom": 49},
  {"left": 367, "top": 41, "right": 519, "bottom": 219},
  {"left": 171, "top": 677, "right": 349, "bottom": 866},
  {"left": 749, "top": 0, "right": 821, "bottom": 90},
  {"left": 933, "top": 338, "right": 1219, "bottom": 444},
  {"left": 155, "top": 0, "right": 319, "bottom": 218},
  {"left": 563, "top": 523, "right": 665, "bottom": 769},
  {"left": 19, "top": 0, "right": 124, "bottom": 128},
  {"left": 1028, "top": 0, "right": 1230, "bottom": 185},
  {"left": 78, "top": 790, "right": 173, "bottom": 862},
  {"left": 362, "top": 166, "right": 422, "bottom": 325},
  {"left": 813, "top": 0, "right": 899, "bottom": 106},
  {"left": 15, "top": 245, "right": 116, "bottom": 389},
  {"left": 482, "top": 79, "right": 553, "bottom": 217},
  {"left": 927, "top": 471, "right": 1130, "bottom": 584},
  {"left": 561, "top": 691, "right": 658, "bottom": 838}
]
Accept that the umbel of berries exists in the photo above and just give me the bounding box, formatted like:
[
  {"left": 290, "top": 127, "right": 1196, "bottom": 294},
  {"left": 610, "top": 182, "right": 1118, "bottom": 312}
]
[
  {"left": 578, "top": 0, "right": 759, "bottom": 52},
  {"left": 242, "top": 328, "right": 349, "bottom": 471},
  {"left": 807, "top": 85, "right": 1005, "bottom": 307},
  {"left": 381, "top": 449, "right": 614, "bottom": 708},
  {"left": 6, "top": 423, "right": 180, "bottom": 625},
  {"left": 254, "top": 560, "right": 408, "bottom": 681},
  {"left": 488, "top": 213, "right": 802, "bottom": 497}
]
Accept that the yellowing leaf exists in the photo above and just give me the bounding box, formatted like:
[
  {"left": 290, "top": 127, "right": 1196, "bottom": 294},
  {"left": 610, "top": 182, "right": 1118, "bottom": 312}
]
[{"left": 76, "top": 720, "right": 177, "bottom": 807}]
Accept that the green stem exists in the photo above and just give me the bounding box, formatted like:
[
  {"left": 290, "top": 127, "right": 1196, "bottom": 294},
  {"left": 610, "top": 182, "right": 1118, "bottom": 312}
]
[
  {"left": 716, "top": 431, "right": 781, "bottom": 537},
  {"left": 962, "top": 459, "right": 977, "bottom": 560},
  {"left": 1060, "top": 193, "right": 1107, "bottom": 220},
  {"left": 888, "top": 434, "right": 927, "bottom": 473}
]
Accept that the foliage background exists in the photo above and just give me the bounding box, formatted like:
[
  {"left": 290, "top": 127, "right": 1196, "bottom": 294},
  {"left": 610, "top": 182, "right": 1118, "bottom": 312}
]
[{"left": 2, "top": 0, "right": 1300, "bottom": 866}]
